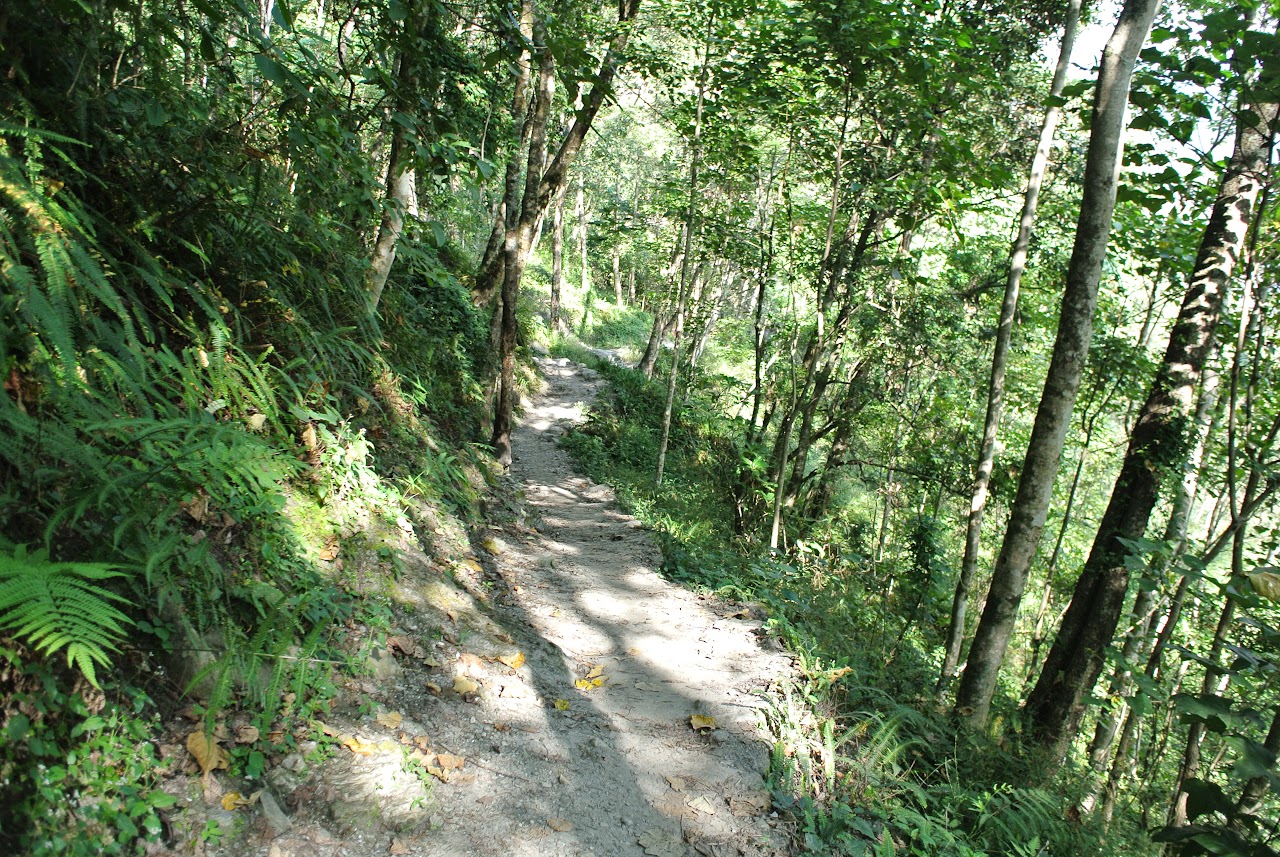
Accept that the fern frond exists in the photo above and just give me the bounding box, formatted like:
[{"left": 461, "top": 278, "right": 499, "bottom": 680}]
[{"left": 0, "top": 546, "right": 134, "bottom": 688}]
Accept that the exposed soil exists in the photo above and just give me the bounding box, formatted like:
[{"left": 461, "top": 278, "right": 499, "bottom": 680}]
[{"left": 167, "top": 356, "right": 795, "bottom": 857}]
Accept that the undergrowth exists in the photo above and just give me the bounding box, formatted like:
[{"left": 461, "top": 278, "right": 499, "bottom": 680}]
[
  {"left": 561, "top": 356, "right": 1150, "bottom": 856},
  {"left": 0, "top": 86, "right": 489, "bottom": 853}
]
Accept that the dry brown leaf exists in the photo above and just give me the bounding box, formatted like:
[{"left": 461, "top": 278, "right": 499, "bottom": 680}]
[
  {"left": 497, "top": 652, "right": 525, "bottom": 670},
  {"left": 375, "top": 711, "right": 403, "bottom": 730},
  {"left": 653, "top": 792, "right": 698, "bottom": 819},
  {"left": 436, "top": 752, "right": 465, "bottom": 771},
  {"left": 665, "top": 775, "right": 687, "bottom": 792},
  {"left": 728, "top": 792, "right": 771, "bottom": 816},
  {"left": 413, "top": 735, "right": 432, "bottom": 750},
  {"left": 689, "top": 715, "right": 717, "bottom": 733},
  {"left": 181, "top": 494, "right": 209, "bottom": 524},
  {"left": 459, "top": 653, "right": 486, "bottom": 672},
  {"left": 318, "top": 537, "right": 339, "bottom": 561},
  {"left": 425, "top": 764, "right": 449, "bottom": 782},
  {"left": 186, "top": 731, "right": 230, "bottom": 775},
  {"left": 234, "top": 724, "right": 259, "bottom": 744},
  {"left": 492, "top": 722, "right": 511, "bottom": 732},
  {"left": 547, "top": 817, "right": 574, "bottom": 832},
  {"left": 453, "top": 676, "right": 480, "bottom": 695},
  {"left": 425, "top": 682, "right": 442, "bottom": 695},
  {"left": 687, "top": 796, "right": 717, "bottom": 815},
  {"left": 315, "top": 720, "right": 341, "bottom": 737},
  {"left": 301, "top": 422, "right": 318, "bottom": 450},
  {"left": 389, "top": 837, "right": 412, "bottom": 856}
]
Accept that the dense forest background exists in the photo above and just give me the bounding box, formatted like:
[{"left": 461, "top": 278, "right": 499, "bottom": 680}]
[{"left": 2, "top": 0, "right": 1279, "bottom": 853}]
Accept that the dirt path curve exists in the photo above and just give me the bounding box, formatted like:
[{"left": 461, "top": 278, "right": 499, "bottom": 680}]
[
  {"left": 411, "top": 356, "right": 793, "bottom": 856},
  {"left": 252, "top": 357, "right": 794, "bottom": 857}
]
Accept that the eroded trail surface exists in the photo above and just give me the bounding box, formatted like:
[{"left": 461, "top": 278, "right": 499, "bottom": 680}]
[{"left": 253, "top": 358, "right": 793, "bottom": 857}]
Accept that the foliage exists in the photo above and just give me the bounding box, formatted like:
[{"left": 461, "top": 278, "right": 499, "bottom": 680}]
[{"left": 0, "top": 547, "right": 132, "bottom": 689}]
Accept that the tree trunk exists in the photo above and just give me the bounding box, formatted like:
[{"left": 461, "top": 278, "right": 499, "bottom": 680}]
[
  {"left": 366, "top": 21, "right": 429, "bottom": 313},
  {"left": 492, "top": 9, "right": 552, "bottom": 467},
  {"left": 936, "top": 0, "right": 1081, "bottom": 697},
  {"left": 487, "top": 0, "right": 642, "bottom": 463},
  {"left": 640, "top": 312, "right": 673, "bottom": 379},
  {"left": 550, "top": 184, "right": 566, "bottom": 332},
  {"left": 656, "top": 10, "right": 713, "bottom": 486},
  {"left": 953, "top": 0, "right": 1160, "bottom": 730},
  {"left": 1024, "top": 93, "right": 1278, "bottom": 760},
  {"left": 576, "top": 177, "right": 589, "bottom": 296}
]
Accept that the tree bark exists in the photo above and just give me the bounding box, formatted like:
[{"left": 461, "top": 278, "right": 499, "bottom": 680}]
[
  {"left": 656, "top": 9, "right": 712, "bottom": 486},
  {"left": 487, "top": 0, "right": 642, "bottom": 463},
  {"left": 1024, "top": 93, "right": 1278, "bottom": 760},
  {"left": 492, "top": 8, "right": 552, "bottom": 467},
  {"left": 936, "top": 0, "right": 1081, "bottom": 696},
  {"left": 550, "top": 184, "right": 566, "bottom": 332},
  {"left": 366, "top": 13, "right": 430, "bottom": 314},
  {"left": 953, "top": 0, "right": 1161, "bottom": 730}
]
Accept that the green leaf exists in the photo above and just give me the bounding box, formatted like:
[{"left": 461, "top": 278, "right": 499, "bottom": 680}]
[
  {"left": 145, "top": 101, "right": 167, "bottom": 127},
  {"left": 149, "top": 791, "right": 178, "bottom": 809},
  {"left": 6, "top": 713, "right": 30, "bottom": 742},
  {"left": 1183, "top": 778, "right": 1232, "bottom": 822},
  {"left": 429, "top": 221, "right": 447, "bottom": 247},
  {"left": 270, "top": 0, "right": 294, "bottom": 32},
  {"left": 255, "top": 54, "right": 288, "bottom": 86}
]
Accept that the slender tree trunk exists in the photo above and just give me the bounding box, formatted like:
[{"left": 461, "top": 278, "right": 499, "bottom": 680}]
[
  {"left": 550, "top": 185, "right": 566, "bottom": 332},
  {"left": 1229, "top": 704, "right": 1280, "bottom": 832},
  {"left": 936, "top": 0, "right": 1081, "bottom": 696},
  {"left": 487, "top": 0, "right": 642, "bottom": 462},
  {"left": 954, "top": 0, "right": 1160, "bottom": 730},
  {"left": 366, "top": 29, "right": 427, "bottom": 312},
  {"left": 576, "top": 177, "right": 589, "bottom": 296},
  {"left": 1087, "top": 362, "right": 1221, "bottom": 815},
  {"left": 493, "top": 10, "right": 552, "bottom": 467},
  {"left": 1024, "top": 93, "right": 1278, "bottom": 760},
  {"left": 640, "top": 313, "right": 673, "bottom": 379},
  {"left": 656, "top": 11, "right": 713, "bottom": 486}
]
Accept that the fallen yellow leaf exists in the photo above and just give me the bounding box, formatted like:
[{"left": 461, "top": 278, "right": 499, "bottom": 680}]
[
  {"left": 689, "top": 715, "right": 717, "bottom": 732},
  {"left": 425, "top": 682, "right": 442, "bottom": 695},
  {"left": 497, "top": 652, "right": 526, "bottom": 670},
  {"left": 234, "top": 724, "right": 260, "bottom": 744},
  {"left": 554, "top": 698, "right": 570, "bottom": 711},
  {"left": 453, "top": 676, "right": 480, "bottom": 695},
  {"left": 426, "top": 764, "right": 449, "bottom": 782},
  {"left": 220, "top": 791, "right": 261, "bottom": 811},
  {"left": 342, "top": 735, "right": 382, "bottom": 756},
  {"left": 186, "top": 731, "right": 230, "bottom": 775},
  {"left": 574, "top": 677, "right": 605, "bottom": 690},
  {"left": 376, "top": 711, "right": 403, "bottom": 729},
  {"left": 585, "top": 664, "right": 604, "bottom": 680}
]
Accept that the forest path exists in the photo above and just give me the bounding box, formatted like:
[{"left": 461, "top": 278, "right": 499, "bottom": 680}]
[
  {"left": 392, "top": 354, "right": 794, "bottom": 856},
  {"left": 252, "top": 356, "right": 795, "bottom": 857}
]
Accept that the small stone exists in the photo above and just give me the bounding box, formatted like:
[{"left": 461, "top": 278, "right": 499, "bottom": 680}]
[{"left": 259, "top": 789, "right": 292, "bottom": 836}]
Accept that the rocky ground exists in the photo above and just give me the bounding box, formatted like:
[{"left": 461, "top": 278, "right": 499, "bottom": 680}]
[{"left": 158, "top": 356, "right": 796, "bottom": 857}]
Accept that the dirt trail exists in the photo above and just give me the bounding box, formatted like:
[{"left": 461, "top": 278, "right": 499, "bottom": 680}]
[{"left": 245, "top": 357, "right": 794, "bottom": 857}]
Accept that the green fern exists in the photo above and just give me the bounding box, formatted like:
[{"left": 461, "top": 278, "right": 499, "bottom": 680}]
[{"left": 0, "top": 545, "right": 133, "bottom": 688}]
